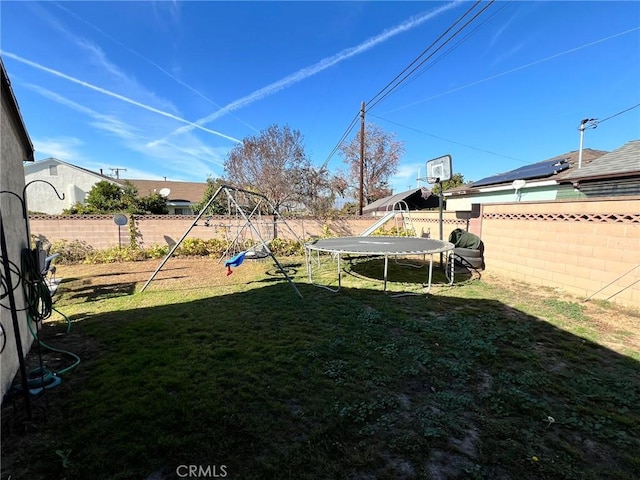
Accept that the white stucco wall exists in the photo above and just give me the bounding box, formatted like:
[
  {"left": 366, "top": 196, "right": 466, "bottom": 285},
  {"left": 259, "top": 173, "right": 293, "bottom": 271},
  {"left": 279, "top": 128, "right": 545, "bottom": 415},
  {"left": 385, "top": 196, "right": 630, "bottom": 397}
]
[
  {"left": 23, "top": 158, "right": 108, "bottom": 214},
  {"left": 1, "top": 84, "right": 34, "bottom": 401}
]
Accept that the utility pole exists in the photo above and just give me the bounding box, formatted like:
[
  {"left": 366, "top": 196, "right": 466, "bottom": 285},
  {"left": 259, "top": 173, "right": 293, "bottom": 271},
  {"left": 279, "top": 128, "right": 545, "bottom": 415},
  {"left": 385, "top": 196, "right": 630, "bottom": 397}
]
[
  {"left": 109, "top": 167, "right": 127, "bottom": 179},
  {"left": 359, "top": 101, "right": 365, "bottom": 216},
  {"left": 577, "top": 118, "right": 597, "bottom": 169}
]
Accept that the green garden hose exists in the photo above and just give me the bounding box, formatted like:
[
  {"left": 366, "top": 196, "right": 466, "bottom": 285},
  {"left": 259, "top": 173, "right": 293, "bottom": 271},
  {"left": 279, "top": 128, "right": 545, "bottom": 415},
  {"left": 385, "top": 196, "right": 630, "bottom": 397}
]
[{"left": 18, "top": 247, "right": 81, "bottom": 390}]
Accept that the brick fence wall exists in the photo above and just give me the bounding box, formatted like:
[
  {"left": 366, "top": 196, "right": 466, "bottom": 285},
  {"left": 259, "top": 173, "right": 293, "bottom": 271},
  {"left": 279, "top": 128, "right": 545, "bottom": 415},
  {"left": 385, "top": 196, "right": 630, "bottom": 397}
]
[
  {"left": 29, "top": 211, "right": 467, "bottom": 249},
  {"left": 481, "top": 198, "right": 640, "bottom": 307},
  {"left": 28, "top": 199, "right": 639, "bottom": 307}
]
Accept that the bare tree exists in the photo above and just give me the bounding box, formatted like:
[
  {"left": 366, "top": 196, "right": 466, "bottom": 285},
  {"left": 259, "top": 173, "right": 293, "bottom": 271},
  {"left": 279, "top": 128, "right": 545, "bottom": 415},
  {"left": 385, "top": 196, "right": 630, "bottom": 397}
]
[
  {"left": 224, "top": 124, "right": 310, "bottom": 211},
  {"left": 339, "top": 123, "right": 404, "bottom": 205},
  {"left": 295, "top": 165, "right": 341, "bottom": 217}
]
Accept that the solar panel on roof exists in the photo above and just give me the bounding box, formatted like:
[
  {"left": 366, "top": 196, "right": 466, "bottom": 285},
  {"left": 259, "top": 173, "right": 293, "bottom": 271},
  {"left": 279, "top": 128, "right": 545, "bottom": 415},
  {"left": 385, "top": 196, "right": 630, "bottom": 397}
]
[{"left": 472, "top": 159, "right": 569, "bottom": 187}]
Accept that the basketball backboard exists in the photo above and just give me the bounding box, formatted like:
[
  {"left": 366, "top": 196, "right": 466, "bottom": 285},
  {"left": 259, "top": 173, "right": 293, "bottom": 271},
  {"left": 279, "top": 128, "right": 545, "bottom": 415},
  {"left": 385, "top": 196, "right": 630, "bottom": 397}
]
[{"left": 426, "top": 155, "right": 452, "bottom": 183}]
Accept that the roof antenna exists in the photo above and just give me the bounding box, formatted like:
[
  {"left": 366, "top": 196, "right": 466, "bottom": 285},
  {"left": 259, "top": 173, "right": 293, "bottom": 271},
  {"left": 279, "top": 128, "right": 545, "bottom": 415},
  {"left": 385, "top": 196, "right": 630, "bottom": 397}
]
[{"left": 109, "top": 167, "right": 127, "bottom": 179}]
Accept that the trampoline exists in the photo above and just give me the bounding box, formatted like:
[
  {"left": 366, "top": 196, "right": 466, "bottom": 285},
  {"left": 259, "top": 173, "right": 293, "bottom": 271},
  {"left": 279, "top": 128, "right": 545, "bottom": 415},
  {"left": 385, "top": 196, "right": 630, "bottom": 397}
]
[{"left": 305, "top": 236, "right": 455, "bottom": 295}]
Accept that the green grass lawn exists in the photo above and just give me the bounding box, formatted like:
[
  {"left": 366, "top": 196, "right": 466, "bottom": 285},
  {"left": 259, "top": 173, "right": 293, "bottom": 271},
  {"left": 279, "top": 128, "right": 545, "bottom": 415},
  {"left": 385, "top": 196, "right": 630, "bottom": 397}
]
[{"left": 2, "top": 256, "right": 639, "bottom": 480}]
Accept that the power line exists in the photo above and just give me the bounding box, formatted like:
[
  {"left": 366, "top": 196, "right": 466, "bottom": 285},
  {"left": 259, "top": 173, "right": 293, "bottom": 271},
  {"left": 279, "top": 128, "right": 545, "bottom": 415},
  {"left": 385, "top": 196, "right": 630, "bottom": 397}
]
[
  {"left": 366, "top": 0, "right": 485, "bottom": 109},
  {"left": 595, "top": 103, "right": 640, "bottom": 125},
  {"left": 367, "top": 0, "right": 496, "bottom": 111},
  {"left": 320, "top": 1, "right": 496, "bottom": 171},
  {"left": 385, "top": 26, "right": 640, "bottom": 114},
  {"left": 370, "top": 113, "right": 526, "bottom": 163},
  {"left": 319, "top": 112, "right": 360, "bottom": 170},
  {"left": 397, "top": 1, "right": 511, "bottom": 94}
]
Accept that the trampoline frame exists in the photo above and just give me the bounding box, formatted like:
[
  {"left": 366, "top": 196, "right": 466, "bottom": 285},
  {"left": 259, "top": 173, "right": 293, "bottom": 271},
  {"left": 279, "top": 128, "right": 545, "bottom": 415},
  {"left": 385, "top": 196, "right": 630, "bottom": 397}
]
[{"left": 305, "top": 236, "right": 455, "bottom": 295}]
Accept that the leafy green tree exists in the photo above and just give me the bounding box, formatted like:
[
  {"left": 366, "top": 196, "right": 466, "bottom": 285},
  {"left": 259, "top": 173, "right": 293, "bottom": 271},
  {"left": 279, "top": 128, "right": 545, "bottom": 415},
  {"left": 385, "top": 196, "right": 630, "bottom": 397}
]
[
  {"left": 430, "top": 172, "right": 466, "bottom": 195},
  {"left": 85, "top": 181, "right": 124, "bottom": 212},
  {"left": 137, "top": 192, "right": 169, "bottom": 214},
  {"left": 340, "top": 202, "right": 358, "bottom": 215},
  {"left": 193, "top": 177, "right": 229, "bottom": 215},
  {"left": 62, "top": 180, "right": 168, "bottom": 215}
]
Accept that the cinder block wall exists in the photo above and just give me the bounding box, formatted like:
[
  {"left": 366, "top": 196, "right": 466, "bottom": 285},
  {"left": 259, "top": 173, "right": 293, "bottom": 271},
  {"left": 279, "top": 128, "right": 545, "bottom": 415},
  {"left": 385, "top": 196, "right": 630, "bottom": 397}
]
[
  {"left": 30, "top": 215, "right": 132, "bottom": 249},
  {"left": 28, "top": 199, "right": 640, "bottom": 307},
  {"left": 481, "top": 198, "right": 640, "bottom": 307},
  {"left": 29, "top": 211, "right": 474, "bottom": 249}
]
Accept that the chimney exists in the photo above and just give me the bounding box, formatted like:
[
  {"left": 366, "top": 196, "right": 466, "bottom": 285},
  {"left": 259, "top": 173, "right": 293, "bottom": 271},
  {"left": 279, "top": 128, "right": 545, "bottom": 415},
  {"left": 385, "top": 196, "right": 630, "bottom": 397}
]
[{"left": 100, "top": 168, "right": 103, "bottom": 175}]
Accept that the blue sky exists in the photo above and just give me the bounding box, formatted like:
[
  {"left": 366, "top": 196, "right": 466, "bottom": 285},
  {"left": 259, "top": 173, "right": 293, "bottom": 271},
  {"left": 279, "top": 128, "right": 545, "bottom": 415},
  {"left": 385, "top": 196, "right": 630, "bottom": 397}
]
[{"left": 2, "top": 1, "right": 639, "bottom": 193}]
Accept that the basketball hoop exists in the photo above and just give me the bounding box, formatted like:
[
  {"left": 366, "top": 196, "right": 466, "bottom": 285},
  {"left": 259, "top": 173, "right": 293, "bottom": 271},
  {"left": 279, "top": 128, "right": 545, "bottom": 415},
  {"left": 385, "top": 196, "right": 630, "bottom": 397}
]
[{"left": 426, "top": 155, "right": 452, "bottom": 184}]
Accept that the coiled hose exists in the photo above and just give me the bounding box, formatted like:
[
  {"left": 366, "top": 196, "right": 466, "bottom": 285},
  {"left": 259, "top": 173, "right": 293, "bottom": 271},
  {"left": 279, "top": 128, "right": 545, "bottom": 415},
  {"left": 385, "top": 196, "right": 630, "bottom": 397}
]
[{"left": 14, "top": 248, "right": 80, "bottom": 394}]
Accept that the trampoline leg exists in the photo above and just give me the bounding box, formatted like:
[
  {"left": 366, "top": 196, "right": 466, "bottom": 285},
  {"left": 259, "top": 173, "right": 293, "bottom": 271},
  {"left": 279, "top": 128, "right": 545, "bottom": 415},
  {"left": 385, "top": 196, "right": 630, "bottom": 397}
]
[
  {"left": 448, "top": 252, "right": 455, "bottom": 285},
  {"left": 425, "top": 255, "right": 434, "bottom": 294},
  {"left": 383, "top": 255, "right": 389, "bottom": 292}
]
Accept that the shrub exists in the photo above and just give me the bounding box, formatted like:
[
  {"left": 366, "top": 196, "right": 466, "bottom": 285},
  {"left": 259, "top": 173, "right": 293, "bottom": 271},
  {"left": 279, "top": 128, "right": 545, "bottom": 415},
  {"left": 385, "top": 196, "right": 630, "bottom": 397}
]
[
  {"left": 86, "top": 246, "right": 149, "bottom": 264},
  {"left": 50, "top": 239, "right": 94, "bottom": 264},
  {"left": 175, "top": 238, "right": 210, "bottom": 257},
  {"left": 146, "top": 244, "right": 170, "bottom": 259},
  {"left": 268, "top": 238, "right": 304, "bottom": 256},
  {"left": 46, "top": 237, "right": 306, "bottom": 265},
  {"left": 205, "top": 238, "right": 230, "bottom": 258}
]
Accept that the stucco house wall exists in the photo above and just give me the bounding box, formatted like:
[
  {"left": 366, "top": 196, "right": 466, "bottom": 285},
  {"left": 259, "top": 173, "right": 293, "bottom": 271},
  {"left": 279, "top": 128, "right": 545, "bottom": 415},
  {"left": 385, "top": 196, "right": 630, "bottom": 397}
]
[
  {"left": 1, "top": 58, "right": 35, "bottom": 401},
  {"left": 23, "top": 157, "right": 116, "bottom": 214},
  {"left": 445, "top": 183, "right": 565, "bottom": 211}
]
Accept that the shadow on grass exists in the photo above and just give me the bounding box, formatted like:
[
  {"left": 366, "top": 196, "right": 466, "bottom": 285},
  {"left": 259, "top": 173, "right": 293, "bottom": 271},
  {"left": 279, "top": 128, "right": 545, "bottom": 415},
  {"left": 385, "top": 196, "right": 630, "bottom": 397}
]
[{"left": 2, "top": 279, "right": 639, "bottom": 480}]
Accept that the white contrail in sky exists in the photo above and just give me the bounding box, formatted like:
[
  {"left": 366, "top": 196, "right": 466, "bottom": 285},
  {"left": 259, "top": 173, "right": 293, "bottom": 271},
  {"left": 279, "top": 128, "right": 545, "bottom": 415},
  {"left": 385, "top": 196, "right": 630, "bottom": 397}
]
[
  {"left": 52, "top": 2, "right": 259, "bottom": 133},
  {"left": 149, "top": 1, "right": 462, "bottom": 146},
  {"left": 1, "top": 50, "right": 243, "bottom": 144}
]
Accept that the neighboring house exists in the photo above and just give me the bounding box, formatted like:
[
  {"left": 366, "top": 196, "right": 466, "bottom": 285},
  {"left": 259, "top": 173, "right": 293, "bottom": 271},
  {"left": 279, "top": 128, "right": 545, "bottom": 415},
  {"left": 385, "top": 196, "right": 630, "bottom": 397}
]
[
  {"left": 120, "top": 179, "right": 208, "bottom": 215},
  {"left": 23, "top": 157, "right": 117, "bottom": 214},
  {"left": 23, "top": 158, "right": 209, "bottom": 215},
  {"left": 560, "top": 139, "right": 640, "bottom": 197},
  {"left": 443, "top": 148, "right": 608, "bottom": 211},
  {"left": 1, "top": 57, "right": 35, "bottom": 400}
]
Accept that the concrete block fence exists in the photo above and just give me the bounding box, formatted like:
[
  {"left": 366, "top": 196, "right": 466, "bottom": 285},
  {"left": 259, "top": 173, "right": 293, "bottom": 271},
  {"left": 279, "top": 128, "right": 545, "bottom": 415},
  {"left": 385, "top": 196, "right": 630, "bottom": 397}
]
[{"left": 28, "top": 198, "right": 640, "bottom": 307}]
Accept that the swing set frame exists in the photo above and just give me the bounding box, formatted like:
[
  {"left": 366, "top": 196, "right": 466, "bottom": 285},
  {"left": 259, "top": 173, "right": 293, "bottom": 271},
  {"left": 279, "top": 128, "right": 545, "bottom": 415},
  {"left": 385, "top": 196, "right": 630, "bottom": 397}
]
[{"left": 140, "top": 185, "right": 303, "bottom": 298}]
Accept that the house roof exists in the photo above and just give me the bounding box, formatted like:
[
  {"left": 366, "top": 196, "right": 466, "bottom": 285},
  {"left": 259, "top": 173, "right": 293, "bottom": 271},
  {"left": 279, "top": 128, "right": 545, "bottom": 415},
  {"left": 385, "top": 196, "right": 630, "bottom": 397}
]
[
  {"left": 1, "top": 57, "right": 34, "bottom": 161},
  {"left": 363, "top": 187, "right": 439, "bottom": 214},
  {"left": 444, "top": 148, "right": 608, "bottom": 195},
  {"left": 119, "top": 179, "right": 207, "bottom": 203},
  {"left": 24, "top": 157, "right": 117, "bottom": 182},
  {"left": 561, "top": 140, "right": 640, "bottom": 182}
]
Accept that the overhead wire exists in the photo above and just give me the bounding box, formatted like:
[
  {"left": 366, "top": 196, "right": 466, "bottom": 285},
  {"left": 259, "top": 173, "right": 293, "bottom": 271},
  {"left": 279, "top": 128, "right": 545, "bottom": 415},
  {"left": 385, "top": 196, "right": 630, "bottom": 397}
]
[
  {"left": 386, "top": 25, "right": 640, "bottom": 114},
  {"left": 319, "top": 111, "right": 361, "bottom": 170},
  {"left": 594, "top": 103, "right": 640, "bottom": 125},
  {"left": 396, "top": 1, "right": 511, "bottom": 94},
  {"left": 366, "top": 0, "right": 485, "bottom": 109},
  {"left": 321, "top": 0, "right": 496, "bottom": 170},
  {"left": 367, "top": 0, "right": 496, "bottom": 112},
  {"left": 370, "top": 113, "right": 526, "bottom": 163}
]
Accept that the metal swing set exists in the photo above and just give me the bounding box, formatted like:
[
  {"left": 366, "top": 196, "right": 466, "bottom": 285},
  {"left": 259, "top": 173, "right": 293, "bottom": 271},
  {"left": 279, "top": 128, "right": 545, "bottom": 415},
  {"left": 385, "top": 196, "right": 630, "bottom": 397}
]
[{"left": 140, "top": 185, "right": 303, "bottom": 298}]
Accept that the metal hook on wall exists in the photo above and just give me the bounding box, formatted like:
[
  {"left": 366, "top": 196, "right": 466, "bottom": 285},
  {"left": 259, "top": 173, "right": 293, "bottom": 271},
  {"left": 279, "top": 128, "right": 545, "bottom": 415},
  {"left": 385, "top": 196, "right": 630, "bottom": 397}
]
[{"left": 23, "top": 180, "right": 65, "bottom": 217}]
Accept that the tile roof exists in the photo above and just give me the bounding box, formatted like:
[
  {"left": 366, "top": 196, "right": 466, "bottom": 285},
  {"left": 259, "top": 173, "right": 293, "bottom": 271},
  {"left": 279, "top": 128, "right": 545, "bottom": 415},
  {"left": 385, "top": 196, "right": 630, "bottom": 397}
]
[
  {"left": 120, "top": 179, "right": 208, "bottom": 203},
  {"left": 561, "top": 140, "right": 640, "bottom": 181},
  {"left": 26, "top": 157, "right": 116, "bottom": 181}
]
